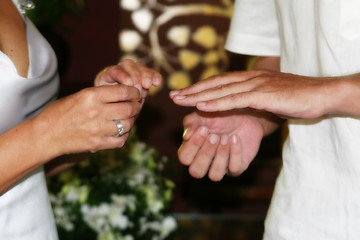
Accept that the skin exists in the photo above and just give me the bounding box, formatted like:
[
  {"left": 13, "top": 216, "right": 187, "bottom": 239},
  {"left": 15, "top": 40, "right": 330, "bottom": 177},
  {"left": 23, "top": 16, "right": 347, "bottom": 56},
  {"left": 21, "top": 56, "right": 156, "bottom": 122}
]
[
  {"left": 169, "top": 57, "right": 281, "bottom": 181},
  {"left": 0, "top": 0, "right": 162, "bottom": 193},
  {"left": 45, "top": 60, "right": 162, "bottom": 177},
  {"left": 169, "top": 56, "right": 360, "bottom": 181},
  {"left": 0, "top": 0, "right": 29, "bottom": 77}
]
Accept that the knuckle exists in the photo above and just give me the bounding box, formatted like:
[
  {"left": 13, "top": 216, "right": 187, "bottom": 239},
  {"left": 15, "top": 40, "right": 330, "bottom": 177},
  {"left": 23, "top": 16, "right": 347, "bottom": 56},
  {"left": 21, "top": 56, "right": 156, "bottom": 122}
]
[
  {"left": 87, "top": 109, "right": 100, "bottom": 120},
  {"left": 229, "top": 93, "right": 240, "bottom": 102},
  {"left": 122, "top": 102, "right": 133, "bottom": 117},
  {"left": 131, "top": 102, "right": 141, "bottom": 116},
  {"left": 79, "top": 88, "right": 99, "bottom": 104},
  {"left": 122, "top": 59, "right": 134, "bottom": 65},
  {"left": 251, "top": 69, "right": 267, "bottom": 77},
  {"left": 118, "top": 86, "right": 130, "bottom": 99}
]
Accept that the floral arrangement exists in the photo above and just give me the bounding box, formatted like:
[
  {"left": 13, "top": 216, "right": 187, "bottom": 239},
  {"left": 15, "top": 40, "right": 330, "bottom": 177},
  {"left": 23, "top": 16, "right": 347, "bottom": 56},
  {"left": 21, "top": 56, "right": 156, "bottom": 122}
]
[{"left": 47, "top": 129, "right": 177, "bottom": 240}]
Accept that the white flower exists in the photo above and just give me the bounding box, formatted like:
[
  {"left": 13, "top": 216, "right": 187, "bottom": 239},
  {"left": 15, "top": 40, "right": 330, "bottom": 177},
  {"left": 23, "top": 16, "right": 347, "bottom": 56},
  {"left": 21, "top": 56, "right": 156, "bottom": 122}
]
[
  {"left": 120, "top": 0, "right": 141, "bottom": 11},
  {"left": 123, "top": 235, "right": 134, "bottom": 240},
  {"left": 63, "top": 184, "right": 89, "bottom": 203},
  {"left": 53, "top": 205, "right": 75, "bottom": 231},
  {"left": 109, "top": 213, "right": 129, "bottom": 229},
  {"left": 139, "top": 217, "right": 161, "bottom": 234},
  {"left": 63, "top": 221, "right": 75, "bottom": 232},
  {"left": 54, "top": 206, "right": 66, "bottom": 217},
  {"left": 131, "top": 8, "right": 154, "bottom": 32},
  {"left": 97, "top": 203, "right": 111, "bottom": 216},
  {"left": 160, "top": 217, "right": 177, "bottom": 238},
  {"left": 81, "top": 204, "right": 111, "bottom": 232},
  {"left": 64, "top": 186, "right": 80, "bottom": 202},
  {"left": 99, "top": 230, "right": 116, "bottom": 240},
  {"left": 111, "top": 194, "right": 136, "bottom": 211},
  {"left": 119, "top": 30, "right": 143, "bottom": 52},
  {"left": 148, "top": 199, "right": 164, "bottom": 214}
]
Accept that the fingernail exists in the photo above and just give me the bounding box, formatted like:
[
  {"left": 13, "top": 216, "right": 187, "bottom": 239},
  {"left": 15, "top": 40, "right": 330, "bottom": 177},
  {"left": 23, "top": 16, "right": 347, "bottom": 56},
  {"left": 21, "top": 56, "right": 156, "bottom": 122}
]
[
  {"left": 144, "top": 78, "right": 151, "bottom": 88},
  {"left": 154, "top": 78, "right": 161, "bottom": 86},
  {"left": 134, "top": 84, "right": 143, "bottom": 95},
  {"left": 231, "top": 135, "right": 238, "bottom": 144},
  {"left": 199, "top": 126, "right": 208, "bottom": 137},
  {"left": 124, "top": 77, "right": 133, "bottom": 86},
  {"left": 220, "top": 135, "right": 228, "bottom": 145},
  {"left": 169, "top": 90, "right": 179, "bottom": 98},
  {"left": 209, "top": 134, "right": 219, "bottom": 144},
  {"left": 174, "top": 95, "right": 186, "bottom": 100},
  {"left": 135, "top": 83, "right": 142, "bottom": 90}
]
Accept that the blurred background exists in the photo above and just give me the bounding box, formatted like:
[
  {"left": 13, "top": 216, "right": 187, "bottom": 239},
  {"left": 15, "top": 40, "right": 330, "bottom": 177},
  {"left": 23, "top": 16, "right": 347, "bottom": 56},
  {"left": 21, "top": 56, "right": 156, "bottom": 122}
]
[{"left": 29, "top": 0, "right": 283, "bottom": 239}]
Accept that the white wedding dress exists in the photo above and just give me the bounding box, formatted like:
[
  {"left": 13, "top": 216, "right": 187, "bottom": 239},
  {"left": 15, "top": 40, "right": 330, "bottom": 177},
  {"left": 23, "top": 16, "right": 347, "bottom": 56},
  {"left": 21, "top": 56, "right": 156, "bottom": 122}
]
[{"left": 0, "top": 1, "right": 59, "bottom": 239}]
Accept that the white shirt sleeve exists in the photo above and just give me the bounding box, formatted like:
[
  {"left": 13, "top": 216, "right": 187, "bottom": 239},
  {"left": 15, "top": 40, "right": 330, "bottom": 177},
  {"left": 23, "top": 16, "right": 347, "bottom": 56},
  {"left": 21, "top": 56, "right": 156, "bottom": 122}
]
[{"left": 225, "top": 0, "right": 280, "bottom": 56}]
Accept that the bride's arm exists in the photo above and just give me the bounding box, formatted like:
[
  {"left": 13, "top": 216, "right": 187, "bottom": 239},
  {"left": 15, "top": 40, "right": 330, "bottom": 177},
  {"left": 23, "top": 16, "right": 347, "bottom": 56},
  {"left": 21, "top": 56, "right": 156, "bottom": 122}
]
[{"left": 0, "top": 84, "right": 142, "bottom": 194}]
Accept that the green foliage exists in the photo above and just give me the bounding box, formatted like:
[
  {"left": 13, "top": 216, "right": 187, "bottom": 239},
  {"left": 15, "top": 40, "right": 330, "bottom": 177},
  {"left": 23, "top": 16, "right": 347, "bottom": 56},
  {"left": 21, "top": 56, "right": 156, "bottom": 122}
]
[{"left": 48, "top": 129, "right": 177, "bottom": 240}]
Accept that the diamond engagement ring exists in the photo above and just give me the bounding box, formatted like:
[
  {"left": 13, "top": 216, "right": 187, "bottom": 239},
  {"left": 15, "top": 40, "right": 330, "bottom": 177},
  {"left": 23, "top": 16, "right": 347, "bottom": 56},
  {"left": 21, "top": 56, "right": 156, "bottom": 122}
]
[{"left": 114, "top": 120, "right": 124, "bottom": 137}]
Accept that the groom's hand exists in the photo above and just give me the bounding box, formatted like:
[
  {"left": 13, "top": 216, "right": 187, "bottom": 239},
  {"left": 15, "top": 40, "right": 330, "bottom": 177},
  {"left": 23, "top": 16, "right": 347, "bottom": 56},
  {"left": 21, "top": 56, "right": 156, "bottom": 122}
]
[{"left": 178, "top": 111, "right": 264, "bottom": 181}]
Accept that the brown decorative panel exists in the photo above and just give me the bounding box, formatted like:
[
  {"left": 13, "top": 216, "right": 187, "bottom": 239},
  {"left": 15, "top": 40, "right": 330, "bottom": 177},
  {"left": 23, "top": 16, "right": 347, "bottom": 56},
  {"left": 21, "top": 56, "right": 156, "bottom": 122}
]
[{"left": 118, "top": 0, "right": 235, "bottom": 158}]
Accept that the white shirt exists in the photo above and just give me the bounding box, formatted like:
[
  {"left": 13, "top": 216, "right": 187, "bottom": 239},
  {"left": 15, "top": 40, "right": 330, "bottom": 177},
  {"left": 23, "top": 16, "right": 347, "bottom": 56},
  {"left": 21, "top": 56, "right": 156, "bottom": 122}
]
[
  {"left": 0, "top": 1, "right": 59, "bottom": 239},
  {"left": 226, "top": 0, "right": 360, "bottom": 239}
]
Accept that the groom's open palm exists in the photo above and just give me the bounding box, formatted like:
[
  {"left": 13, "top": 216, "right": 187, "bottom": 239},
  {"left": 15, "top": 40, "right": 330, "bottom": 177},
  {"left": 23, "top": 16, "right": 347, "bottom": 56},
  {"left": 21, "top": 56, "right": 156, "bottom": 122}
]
[{"left": 178, "top": 110, "right": 265, "bottom": 181}]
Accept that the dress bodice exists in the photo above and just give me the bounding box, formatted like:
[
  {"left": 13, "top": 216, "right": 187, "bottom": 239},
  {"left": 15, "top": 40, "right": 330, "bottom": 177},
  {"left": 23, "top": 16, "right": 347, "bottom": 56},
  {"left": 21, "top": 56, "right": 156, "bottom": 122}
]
[{"left": 0, "top": 1, "right": 59, "bottom": 239}]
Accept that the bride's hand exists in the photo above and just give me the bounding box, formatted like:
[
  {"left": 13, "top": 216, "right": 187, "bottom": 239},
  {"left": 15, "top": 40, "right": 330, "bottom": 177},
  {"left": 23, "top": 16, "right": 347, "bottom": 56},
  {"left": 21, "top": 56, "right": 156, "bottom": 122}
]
[{"left": 33, "top": 84, "right": 142, "bottom": 159}]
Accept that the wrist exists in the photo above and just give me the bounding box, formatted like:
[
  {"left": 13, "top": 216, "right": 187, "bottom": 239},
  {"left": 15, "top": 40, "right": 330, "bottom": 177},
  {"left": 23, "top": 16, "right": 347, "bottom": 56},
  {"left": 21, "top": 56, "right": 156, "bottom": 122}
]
[
  {"left": 248, "top": 111, "right": 283, "bottom": 137},
  {"left": 324, "top": 75, "right": 360, "bottom": 116},
  {"left": 30, "top": 113, "right": 61, "bottom": 163}
]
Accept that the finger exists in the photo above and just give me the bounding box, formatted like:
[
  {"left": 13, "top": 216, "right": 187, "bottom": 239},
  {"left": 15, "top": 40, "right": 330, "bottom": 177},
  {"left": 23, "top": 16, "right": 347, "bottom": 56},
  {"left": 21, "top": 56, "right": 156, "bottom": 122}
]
[
  {"left": 208, "top": 135, "right": 230, "bottom": 181},
  {"left": 136, "top": 62, "right": 162, "bottom": 89},
  {"left": 97, "top": 85, "right": 141, "bottom": 103},
  {"left": 169, "top": 71, "right": 259, "bottom": 98},
  {"left": 172, "top": 81, "right": 253, "bottom": 107},
  {"left": 118, "top": 59, "right": 142, "bottom": 85},
  {"left": 195, "top": 92, "right": 259, "bottom": 112},
  {"left": 228, "top": 135, "right": 245, "bottom": 176},
  {"left": 152, "top": 71, "right": 163, "bottom": 87},
  {"left": 182, "top": 127, "right": 192, "bottom": 141},
  {"left": 95, "top": 66, "right": 133, "bottom": 87},
  {"left": 169, "top": 73, "right": 228, "bottom": 98},
  {"left": 99, "top": 117, "right": 135, "bottom": 137},
  {"left": 98, "top": 132, "right": 130, "bottom": 151},
  {"left": 111, "top": 118, "right": 136, "bottom": 137},
  {"left": 178, "top": 126, "right": 209, "bottom": 166},
  {"left": 189, "top": 134, "right": 219, "bottom": 179},
  {"left": 182, "top": 113, "right": 201, "bottom": 141},
  {"left": 105, "top": 101, "right": 142, "bottom": 120}
]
